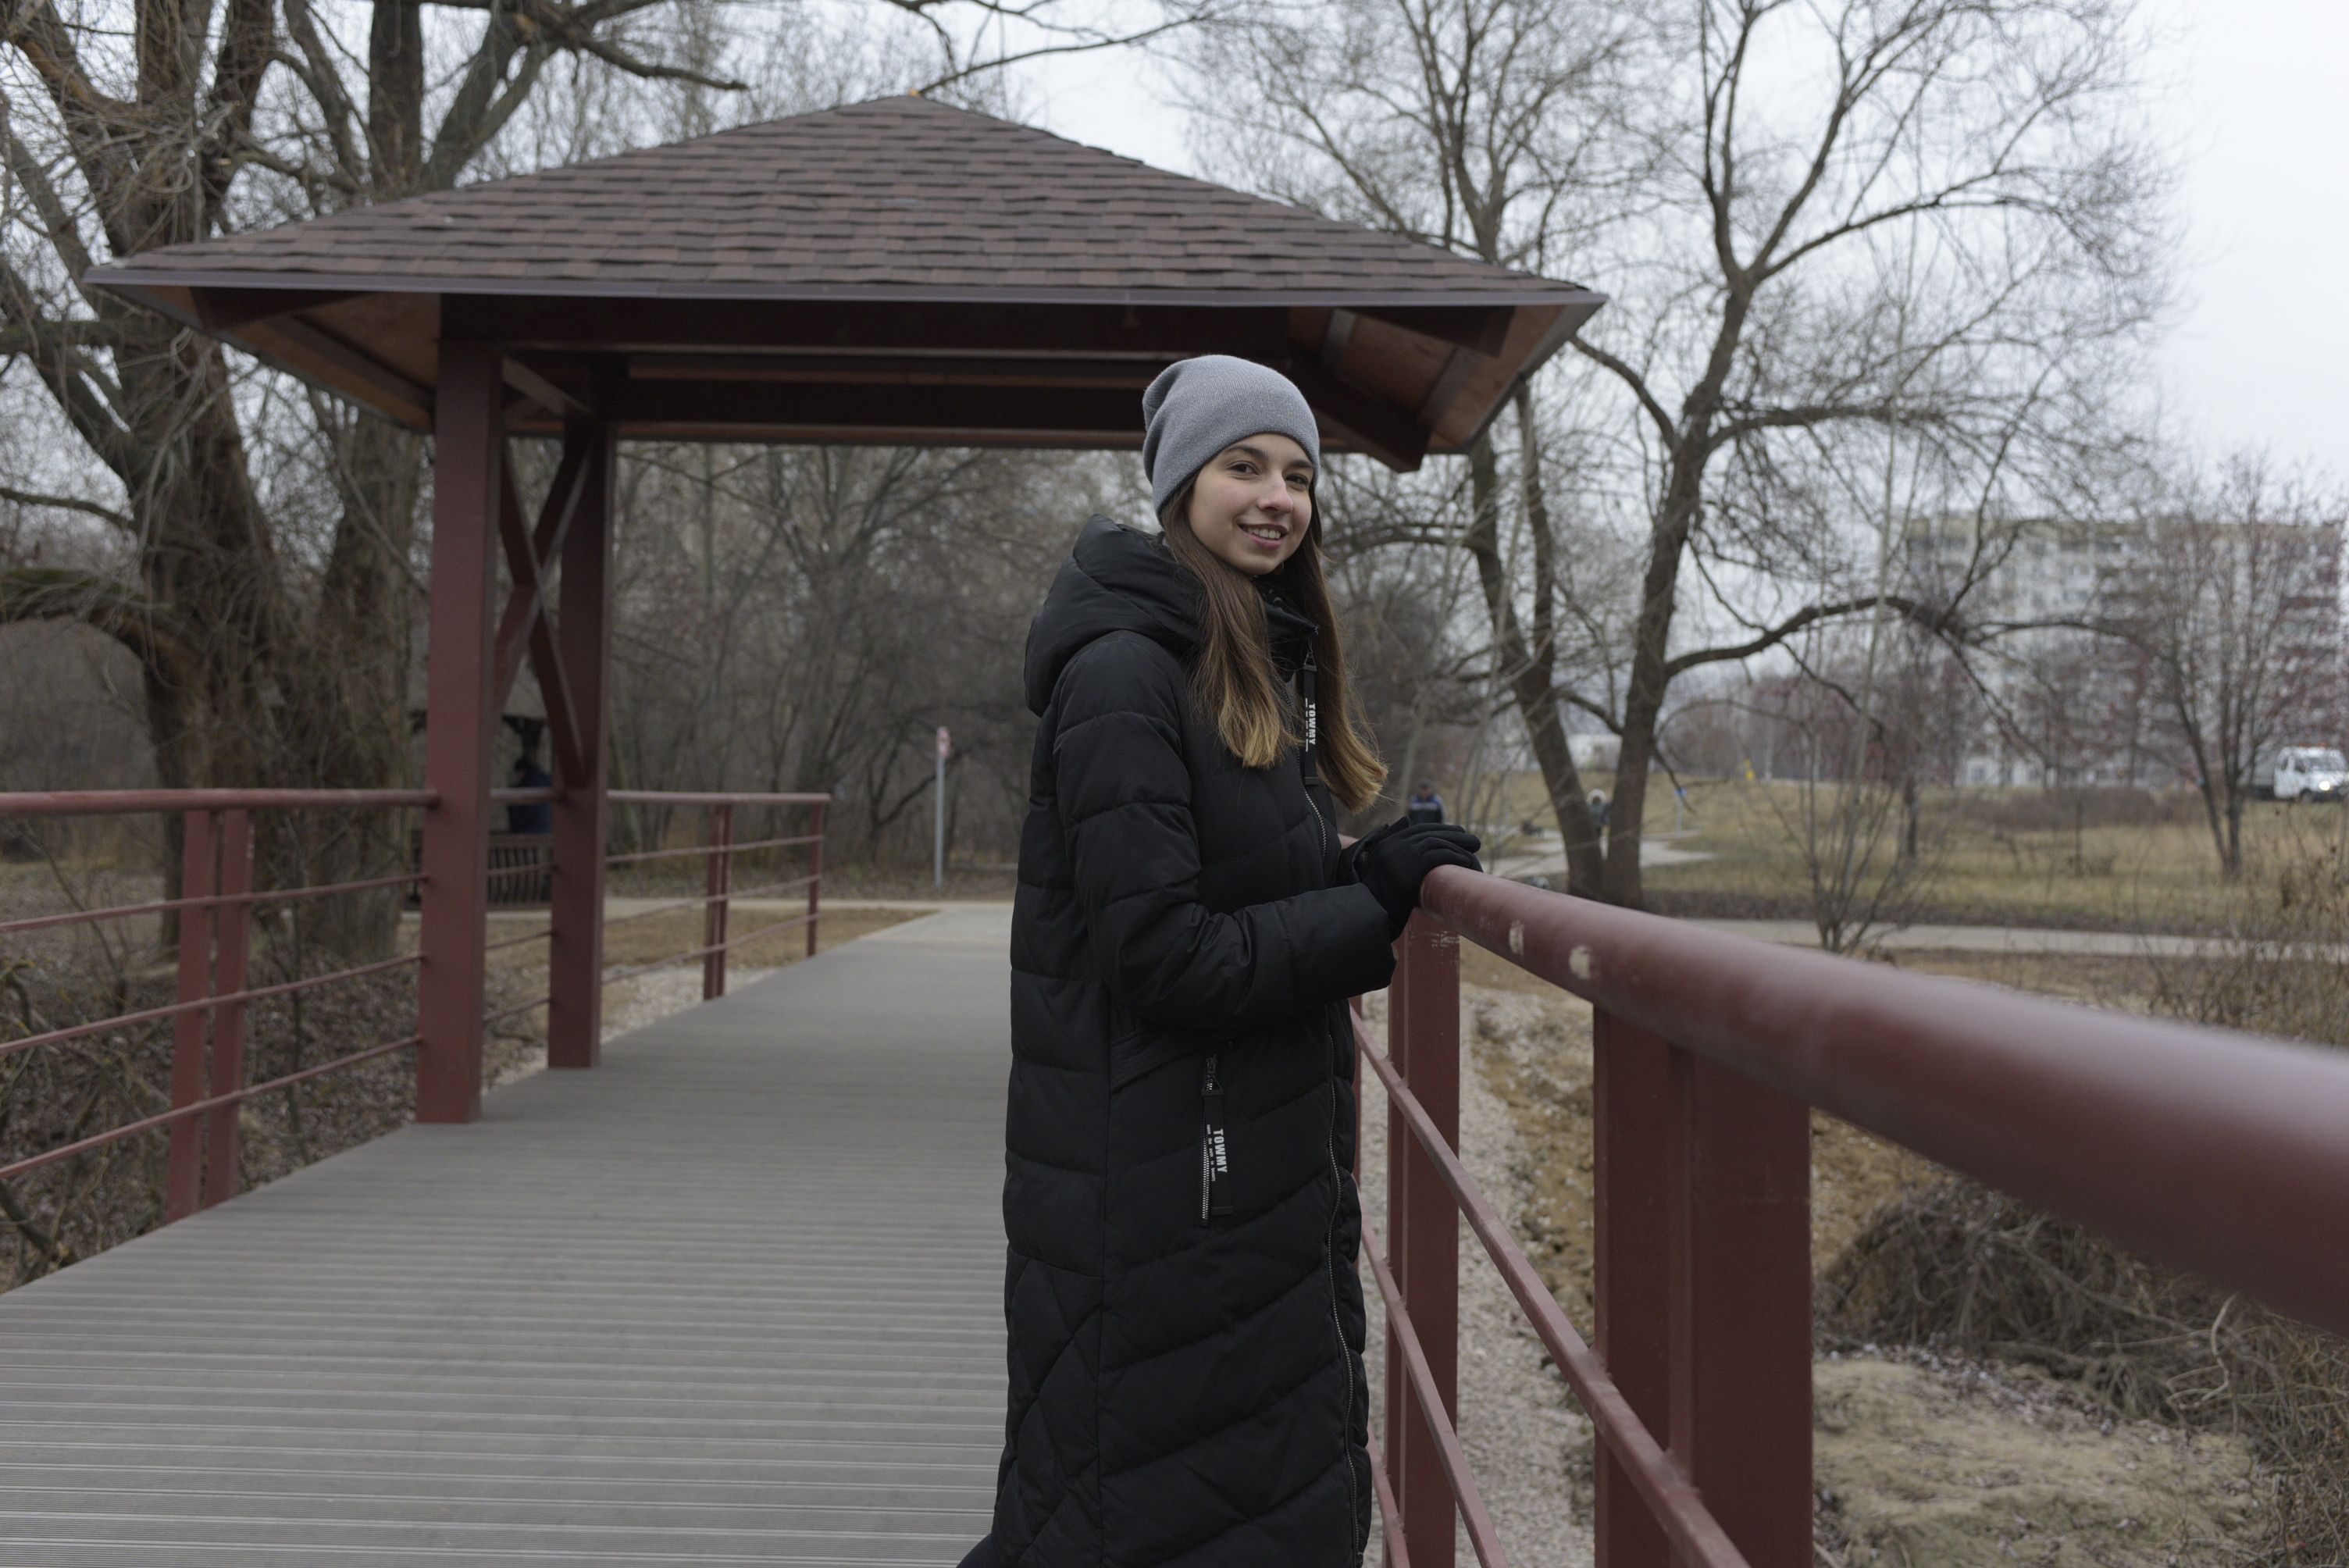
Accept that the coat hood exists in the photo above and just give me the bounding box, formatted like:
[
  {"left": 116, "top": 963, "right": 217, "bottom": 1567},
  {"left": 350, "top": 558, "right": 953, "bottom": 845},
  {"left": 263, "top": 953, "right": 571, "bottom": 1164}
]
[
  {"left": 1024, "top": 517, "right": 1201, "bottom": 716},
  {"left": 1022, "top": 516, "right": 1321, "bottom": 717}
]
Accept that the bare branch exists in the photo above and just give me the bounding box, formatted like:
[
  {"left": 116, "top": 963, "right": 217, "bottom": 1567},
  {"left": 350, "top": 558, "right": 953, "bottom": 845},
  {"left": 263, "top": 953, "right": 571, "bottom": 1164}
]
[
  {"left": 1569, "top": 333, "right": 1674, "bottom": 441},
  {"left": 1663, "top": 592, "right": 1954, "bottom": 680},
  {"left": 0, "top": 566, "right": 189, "bottom": 665},
  {"left": 0, "top": 483, "right": 131, "bottom": 530}
]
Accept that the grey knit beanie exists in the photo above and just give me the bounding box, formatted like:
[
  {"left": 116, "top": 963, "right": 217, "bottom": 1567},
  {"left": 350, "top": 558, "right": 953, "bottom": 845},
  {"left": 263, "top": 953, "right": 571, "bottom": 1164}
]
[{"left": 1140, "top": 355, "right": 1323, "bottom": 521}]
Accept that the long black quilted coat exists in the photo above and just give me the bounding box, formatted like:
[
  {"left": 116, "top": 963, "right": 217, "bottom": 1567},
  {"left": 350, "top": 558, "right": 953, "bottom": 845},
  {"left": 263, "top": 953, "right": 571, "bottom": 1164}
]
[{"left": 982, "top": 515, "right": 1398, "bottom": 1566}]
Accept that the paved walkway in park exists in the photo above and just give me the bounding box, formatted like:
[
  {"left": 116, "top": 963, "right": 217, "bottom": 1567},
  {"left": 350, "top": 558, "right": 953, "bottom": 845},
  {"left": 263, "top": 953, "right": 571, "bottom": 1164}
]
[
  {"left": 560, "top": 898, "right": 2298, "bottom": 961},
  {"left": 0, "top": 907, "right": 1015, "bottom": 1566},
  {"left": 1684, "top": 918, "right": 2341, "bottom": 960}
]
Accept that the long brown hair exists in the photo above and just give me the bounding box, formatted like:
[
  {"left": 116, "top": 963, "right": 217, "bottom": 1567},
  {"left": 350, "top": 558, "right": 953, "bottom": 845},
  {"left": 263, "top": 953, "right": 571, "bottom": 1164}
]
[{"left": 1158, "top": 481, "right": 1387, "bottom": 813}]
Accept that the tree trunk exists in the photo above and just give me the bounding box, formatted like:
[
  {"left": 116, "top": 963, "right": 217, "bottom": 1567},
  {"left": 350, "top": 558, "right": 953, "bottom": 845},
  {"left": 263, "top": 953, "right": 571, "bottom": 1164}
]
[
  {"left": 1602, "top": 446, "right": 1706, "bottom": 908},
  {"left": 1463, "top": 434, "right": 1602, "bottom": 896},
  {"left": 109, "top": 320, "right": 420, "bottom": 958},
  {"left": 276, "top": 418, "right": 426, "bottom": 957}
]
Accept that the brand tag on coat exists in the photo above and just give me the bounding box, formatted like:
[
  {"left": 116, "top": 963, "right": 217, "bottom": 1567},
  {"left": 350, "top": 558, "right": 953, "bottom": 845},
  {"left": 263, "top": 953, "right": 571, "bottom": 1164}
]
[{"left": 1200, "top": 1052, "right": 1232, "bottom": 1221}]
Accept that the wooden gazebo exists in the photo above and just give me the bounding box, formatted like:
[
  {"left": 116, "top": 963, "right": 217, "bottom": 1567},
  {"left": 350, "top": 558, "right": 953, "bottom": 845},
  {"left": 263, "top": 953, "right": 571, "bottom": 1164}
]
[{"left": 87, "top": 94, "right": 1602, "bottom": 1123}]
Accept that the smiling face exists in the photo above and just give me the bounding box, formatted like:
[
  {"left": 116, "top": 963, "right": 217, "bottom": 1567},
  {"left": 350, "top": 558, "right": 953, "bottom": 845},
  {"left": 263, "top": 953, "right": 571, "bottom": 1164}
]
[{"left": 1181, "top": 434, "right": 1315, "bottom": 576}]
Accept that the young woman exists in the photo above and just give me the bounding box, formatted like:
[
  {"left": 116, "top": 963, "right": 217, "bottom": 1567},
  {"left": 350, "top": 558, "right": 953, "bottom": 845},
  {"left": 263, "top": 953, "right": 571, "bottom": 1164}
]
[{"left": 962, "top": 356, "right": 1481, "bottom": 1566}]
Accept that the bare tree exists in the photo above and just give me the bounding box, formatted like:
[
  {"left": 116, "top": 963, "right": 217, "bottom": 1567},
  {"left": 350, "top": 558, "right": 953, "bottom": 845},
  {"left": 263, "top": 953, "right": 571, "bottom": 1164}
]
[
  {"left": 601, "top": 438, "right": 1114, "bottom": 867},
  {"left": 1181, "top": 0, "right": 1634, "bottom": 891},
  {"left": 0, "top": 0, "right": 766, "bottom": 938},
  {"left": 0, "top": 0, "right": 1196, "bottom": 945},
  {"left": 2107, "top": 456, "right": 2345, "bottom": 878},
  {"left": 1192, "top": 0, "right": 2168, "bottom": 904}
]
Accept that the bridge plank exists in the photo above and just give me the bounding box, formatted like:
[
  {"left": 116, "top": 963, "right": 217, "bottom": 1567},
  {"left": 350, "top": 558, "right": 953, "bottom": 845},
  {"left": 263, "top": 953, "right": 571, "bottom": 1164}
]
[{"left": 0, "top": 907, "right": 1011, "bottom": 1566}]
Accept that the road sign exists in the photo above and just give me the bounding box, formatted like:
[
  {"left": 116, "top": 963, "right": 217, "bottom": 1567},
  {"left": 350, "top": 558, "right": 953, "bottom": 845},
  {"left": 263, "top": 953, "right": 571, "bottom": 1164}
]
[{"left": 934, "top": 728, "right": 950, "bottom": 888}]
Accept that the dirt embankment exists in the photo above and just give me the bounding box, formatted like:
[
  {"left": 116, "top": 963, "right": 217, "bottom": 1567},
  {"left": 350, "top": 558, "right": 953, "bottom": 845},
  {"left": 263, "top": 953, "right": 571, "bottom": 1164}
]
[{"left": 1432, "top": 975, "right": 2265, "bottom": 1566}]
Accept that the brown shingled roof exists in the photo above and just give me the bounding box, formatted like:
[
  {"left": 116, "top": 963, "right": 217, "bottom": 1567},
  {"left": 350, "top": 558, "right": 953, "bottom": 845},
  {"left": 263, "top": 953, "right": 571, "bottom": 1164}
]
[
  {"left": 103, "top": 95, "right": 1585, "bottom": 304},
  {"left": 87, "top": 96, "right": 1602, "bottom": 465}
]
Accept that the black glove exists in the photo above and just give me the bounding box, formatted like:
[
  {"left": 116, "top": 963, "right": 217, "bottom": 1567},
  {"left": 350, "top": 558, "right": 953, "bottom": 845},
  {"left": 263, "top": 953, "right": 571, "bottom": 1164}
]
[
  {"left": 1354, "top": 822, "right": 1482, "bottom": 936},
  {"left": 1337, "top": 816, "right": 1410, "bottom": 885}
]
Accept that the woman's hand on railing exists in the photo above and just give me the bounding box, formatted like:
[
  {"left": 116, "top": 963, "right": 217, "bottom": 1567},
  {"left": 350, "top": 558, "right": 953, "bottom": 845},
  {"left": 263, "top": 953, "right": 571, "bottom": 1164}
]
[{"left": 1354, "top": 822, "right": 1482, "bottom": 937}]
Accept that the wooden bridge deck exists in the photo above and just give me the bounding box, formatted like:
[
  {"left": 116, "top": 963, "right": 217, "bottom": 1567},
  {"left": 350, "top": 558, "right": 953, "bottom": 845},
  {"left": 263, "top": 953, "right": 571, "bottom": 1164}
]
[{"left": 0, "top": 906, "right": 1013, "bottom": 1566}]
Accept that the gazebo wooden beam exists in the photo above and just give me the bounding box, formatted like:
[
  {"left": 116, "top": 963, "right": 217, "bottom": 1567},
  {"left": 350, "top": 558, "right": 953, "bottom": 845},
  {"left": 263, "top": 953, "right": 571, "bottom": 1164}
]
[
  {"left": 1349, "top": 304, "right": 1513, "bottom": 357},
  {"left": 602, "top": 379, "right": 1161, "bottom": 436},
  {"left": 599, "top": 370, "right": 1431, "bottom": 467},
  {"left": 191, "top": 286, "right": 363, "bottom": 330},
  {"left": 454, "top": 297, "right": 1300, "bottom": 360},
  {"left": 622, "top": 351, "right": 1173, "bottom": 388}
]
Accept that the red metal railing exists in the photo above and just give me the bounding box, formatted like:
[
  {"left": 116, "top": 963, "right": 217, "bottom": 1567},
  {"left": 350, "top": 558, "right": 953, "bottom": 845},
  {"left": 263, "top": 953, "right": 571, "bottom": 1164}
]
[
  {"left": 0, "top": 786, "right": 828, "bottom": 1224},
  {"left": 0, "top": 790, "right": 434, "bottom": 1220},
  {"left": 1363, "top": 865, "right": 2349, "bottom": 1568},
  {"left": 477, "top": 790, "right": 829, "bottom": 1031}
]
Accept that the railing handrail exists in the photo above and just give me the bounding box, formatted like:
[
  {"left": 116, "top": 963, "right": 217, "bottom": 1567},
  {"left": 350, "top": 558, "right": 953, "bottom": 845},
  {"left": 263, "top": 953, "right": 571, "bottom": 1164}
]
[
  {"left": 2, "top": 784, "right": 836, "bottom": 1221},
  {"left": 608, "top": 789, "right": 831, "bottom": 806},
  {"left": 1417, "top": 864, "right": 2349, "bottom": 1343},
  {"left": 0, "top": 789, "right": 437, "bottom": 818}
]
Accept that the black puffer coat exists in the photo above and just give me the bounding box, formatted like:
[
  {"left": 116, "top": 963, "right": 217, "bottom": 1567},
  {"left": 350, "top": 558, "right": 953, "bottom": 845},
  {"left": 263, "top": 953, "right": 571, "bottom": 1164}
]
[{"left": 984, "top": 515, "right": 1398, "bottom": 1566}]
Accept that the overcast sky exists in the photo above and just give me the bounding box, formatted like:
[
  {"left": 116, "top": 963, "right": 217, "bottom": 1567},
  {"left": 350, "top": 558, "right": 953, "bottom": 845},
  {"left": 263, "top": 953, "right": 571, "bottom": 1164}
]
[{"left": 1010, "top": 0, "right": 2347, "bottom": 479}]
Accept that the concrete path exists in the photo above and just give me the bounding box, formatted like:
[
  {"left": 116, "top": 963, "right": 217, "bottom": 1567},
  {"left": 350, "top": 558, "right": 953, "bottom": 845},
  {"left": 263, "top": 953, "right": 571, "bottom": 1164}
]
[
  {"left": 1485, "top": 834, "right": 1712, "bottom": 884},
  {"left": 0, "top": 906, "right": 1015, "bottom": 1566},
  {"left": 1684, "top": 918, "right": 2331, "bottom": 960}
]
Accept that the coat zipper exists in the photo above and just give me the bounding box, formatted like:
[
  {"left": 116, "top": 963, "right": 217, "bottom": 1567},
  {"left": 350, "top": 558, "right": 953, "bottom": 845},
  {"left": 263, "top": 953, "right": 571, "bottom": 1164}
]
[
  {"left": 1324, "top": 1072, "right": 1361, "bottom": 1544},
  {"left": 1298, "top": 643, "right": 1360, "bottom": 1532}
]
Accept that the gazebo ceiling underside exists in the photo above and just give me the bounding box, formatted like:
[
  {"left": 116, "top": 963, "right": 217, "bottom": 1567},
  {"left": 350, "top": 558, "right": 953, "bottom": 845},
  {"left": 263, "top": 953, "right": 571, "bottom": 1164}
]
[{"left": 87, "top": 98, "right": 1603, "bottom": 471}]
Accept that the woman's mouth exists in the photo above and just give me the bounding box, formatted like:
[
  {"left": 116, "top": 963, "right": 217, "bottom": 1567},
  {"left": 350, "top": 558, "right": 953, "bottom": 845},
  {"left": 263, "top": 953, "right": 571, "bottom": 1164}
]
[{"left": 1239, "top": 522, "right": 1286, "bottom": 547}]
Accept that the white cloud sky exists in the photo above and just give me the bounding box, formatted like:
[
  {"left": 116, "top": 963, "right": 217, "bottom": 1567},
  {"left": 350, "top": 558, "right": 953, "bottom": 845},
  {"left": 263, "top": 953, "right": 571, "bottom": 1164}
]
[{"left": 1013, "top": 0, "right": 2349, "bottom": 479}]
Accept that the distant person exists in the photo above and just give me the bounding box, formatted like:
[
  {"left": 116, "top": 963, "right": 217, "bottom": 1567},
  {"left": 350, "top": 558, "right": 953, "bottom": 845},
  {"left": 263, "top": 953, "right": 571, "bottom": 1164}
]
[
  {"left": 1406, "top": 779, "right": 1446, "bottom": 827},
  {"left": 961, "top": 356, "right": 1479, "bottom": 1568},
  {"left": 1588, "top": 789, "right": 1610, "bottom": 831},
  {"left": 505, "top": 754, "right": 552, "bottom": 835}
]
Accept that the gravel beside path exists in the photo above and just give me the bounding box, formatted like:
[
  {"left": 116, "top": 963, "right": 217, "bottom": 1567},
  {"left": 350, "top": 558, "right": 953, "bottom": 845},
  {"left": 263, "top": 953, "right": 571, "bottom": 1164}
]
[{"left": 1357, "top": 981, "right": 1598, "bottom": 1565}]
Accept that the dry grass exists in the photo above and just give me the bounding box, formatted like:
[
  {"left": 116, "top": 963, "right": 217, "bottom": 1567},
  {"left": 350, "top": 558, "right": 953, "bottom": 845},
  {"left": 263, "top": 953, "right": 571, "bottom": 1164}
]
[
  {"left": 1458, "top": 917, "right": 2344, "bottom": 1566},
  {"left": 1822, "top": 1180, "right": 2344, "bottom": 1566},
  {"left": 1815, "top": 862, "right": 2349, "bottom": 1567},
  {"left": 1486, "top": 768, "right": 2348, "bottom": 932}
]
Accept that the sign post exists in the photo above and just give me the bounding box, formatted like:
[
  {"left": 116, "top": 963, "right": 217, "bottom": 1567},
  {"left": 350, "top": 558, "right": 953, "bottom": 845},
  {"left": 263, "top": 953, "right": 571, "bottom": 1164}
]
[{"left": 934, "top": 725, "right": 950, "bottom": 889}]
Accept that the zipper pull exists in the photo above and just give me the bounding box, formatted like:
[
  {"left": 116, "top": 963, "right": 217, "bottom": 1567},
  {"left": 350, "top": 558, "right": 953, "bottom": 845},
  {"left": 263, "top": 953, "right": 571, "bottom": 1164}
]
[{"left": 1200, "top": 1051, "right": 1232, "bottom": 1221}]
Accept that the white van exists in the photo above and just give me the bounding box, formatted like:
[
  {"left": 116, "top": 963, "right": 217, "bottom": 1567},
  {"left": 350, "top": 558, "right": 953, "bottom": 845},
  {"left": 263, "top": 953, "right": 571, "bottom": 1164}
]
[{"left": 2263, "top": 746, "right": 2347, "bottom": 803}]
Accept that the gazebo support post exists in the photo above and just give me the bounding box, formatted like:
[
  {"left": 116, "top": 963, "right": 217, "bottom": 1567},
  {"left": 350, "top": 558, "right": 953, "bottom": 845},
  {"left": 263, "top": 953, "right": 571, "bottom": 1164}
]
[
  {"left": 416, "top": 341, "right": 504, "bottom": 1124},
  {"left": 547, "top": 423, "right": 615, "bottom": 1068}
]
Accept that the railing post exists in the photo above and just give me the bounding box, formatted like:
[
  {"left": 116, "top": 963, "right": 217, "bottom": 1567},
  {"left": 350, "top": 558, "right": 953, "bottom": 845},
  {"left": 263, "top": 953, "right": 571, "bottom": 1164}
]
[
  {"left": 1593, "top": 1007, "right": 1673, "bottom": 1568},
  {"left": 1386, "top": 911, "right": 1460, "bottom": 1568},
  {"left": 201, "top": 810, "right": 253, "bottom": 1209},
  {"left": 547, "top": 422, "right": 614, "bottom": 1069},
  {"left": 805, "top": 800, "right": 824, "bottom": 958},
  {"left": 164, "top": 810, "right": 216, "bottom": 1224},
  {"left": 1595, "top": 1008, "right": 1813, "bottom": 1568},
  {"left": 703, "top": 804, "right": 733, "bottom": 1001},
  {"left": 416, "top": 340, "right": 503, "bottom": 1123}
]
